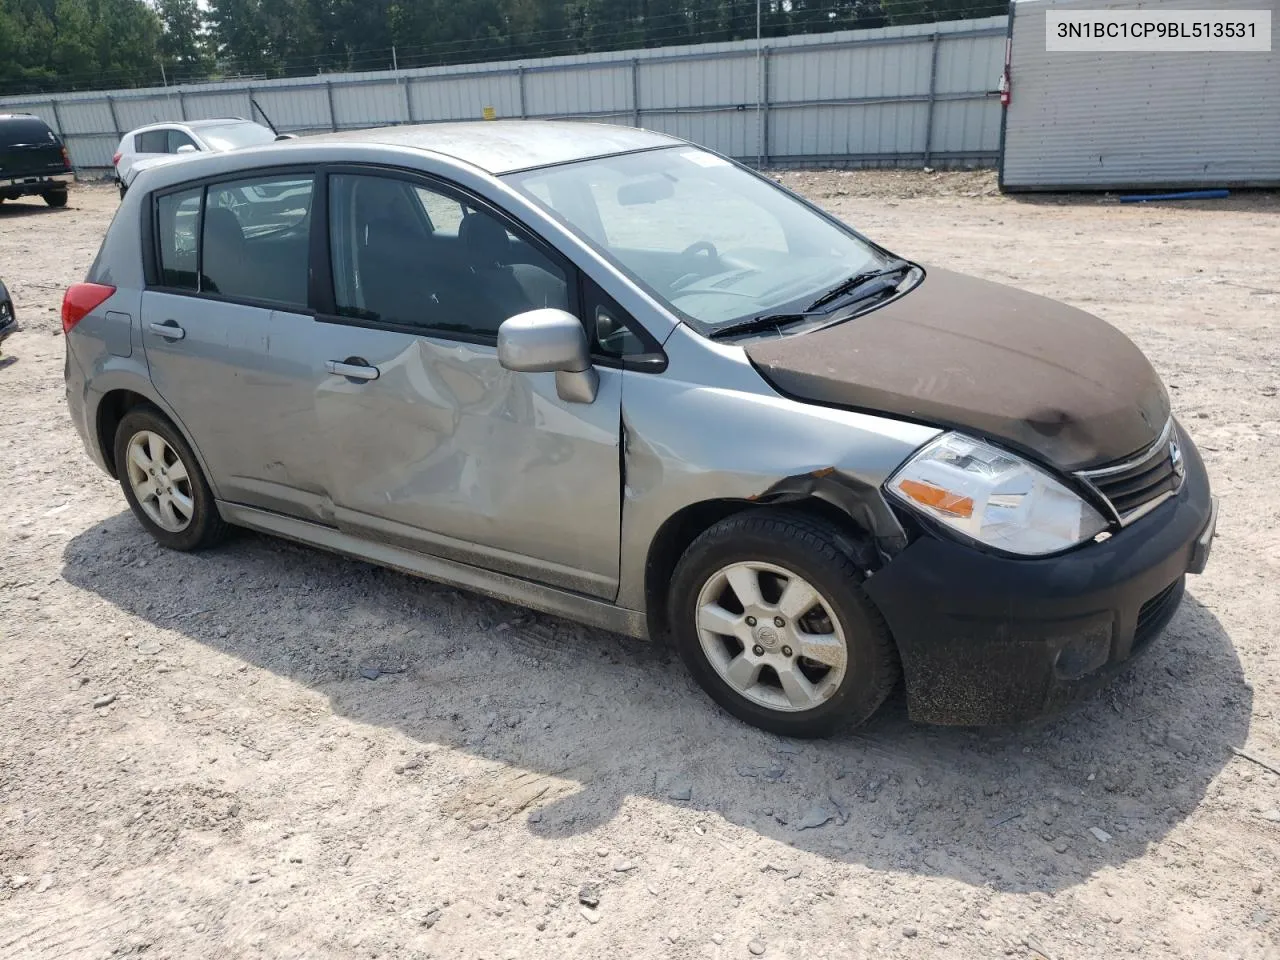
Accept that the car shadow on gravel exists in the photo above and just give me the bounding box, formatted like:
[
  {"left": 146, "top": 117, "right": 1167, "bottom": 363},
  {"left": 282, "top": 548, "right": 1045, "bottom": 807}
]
[
  {"left": 0, "top": 201, "right": 69, "bottom": 218},
  {"left": 62, "top": 512, "right": 1251, "bottom": 894}
]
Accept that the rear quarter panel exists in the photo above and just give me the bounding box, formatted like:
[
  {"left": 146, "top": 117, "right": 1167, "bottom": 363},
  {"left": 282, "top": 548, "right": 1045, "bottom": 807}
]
[{"left": 69, "top": 181, "right": 220, "bottom": 492}]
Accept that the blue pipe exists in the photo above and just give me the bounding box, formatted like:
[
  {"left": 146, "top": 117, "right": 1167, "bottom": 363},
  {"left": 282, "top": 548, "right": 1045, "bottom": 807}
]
[{"left": 1119, "top": 189, "right": 1230, "bottom": 203}]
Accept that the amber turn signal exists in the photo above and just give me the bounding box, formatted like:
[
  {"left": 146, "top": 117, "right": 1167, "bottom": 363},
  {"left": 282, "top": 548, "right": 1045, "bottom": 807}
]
[{"left": 897, "top": 478, "right": 975, "bottom": 518}]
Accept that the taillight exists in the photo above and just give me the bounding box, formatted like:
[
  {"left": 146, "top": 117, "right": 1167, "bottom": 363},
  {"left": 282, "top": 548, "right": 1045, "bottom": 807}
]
[
  {"left": 112, "top": 151, "right": 122, "bottom": 167},
  {"left": 61, "top": 146, "right": 71, "bottom": 170},
  {"left": 61, "top": 283, "right": 116, "bottom": 334}
]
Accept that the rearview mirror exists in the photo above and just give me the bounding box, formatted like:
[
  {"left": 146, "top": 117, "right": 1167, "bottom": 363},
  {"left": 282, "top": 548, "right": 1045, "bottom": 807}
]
[
  {"left": 617, "top": 176, "right": 674, "bottom": 206},
  {"left": 497, "top": 308, "right": 598, "bottom": 404},
  {"left": 175, "top": 144, "right": 198, "bottom": 155}
]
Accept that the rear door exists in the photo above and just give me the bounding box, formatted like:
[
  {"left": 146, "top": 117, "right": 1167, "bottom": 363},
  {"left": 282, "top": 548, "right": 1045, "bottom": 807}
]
[
  {"left": 141, "top": 171, "right": 333, "bottom": 521},
  {"left": 311, "top": 169, "right": 624, "bottom": 598},
  {"left": 0, "top": 117, "right": 66, "bottom": 181}
]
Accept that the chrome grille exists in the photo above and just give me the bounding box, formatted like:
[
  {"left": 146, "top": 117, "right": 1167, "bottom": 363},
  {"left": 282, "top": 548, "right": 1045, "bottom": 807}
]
[{"left": 1077, "top": 420, "right": 1183, "bottom": 525}]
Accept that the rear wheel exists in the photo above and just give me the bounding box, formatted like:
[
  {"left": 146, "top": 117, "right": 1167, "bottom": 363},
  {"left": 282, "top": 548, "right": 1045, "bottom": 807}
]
[
  {"left": 668, "top": 509, "right": 899, "bottom": 738},
  {"left": 113, "top": 406, "right": 229, "bottom": 551},
  {"left": 44, "top": 190, "right": 67, "bottom": 208}
]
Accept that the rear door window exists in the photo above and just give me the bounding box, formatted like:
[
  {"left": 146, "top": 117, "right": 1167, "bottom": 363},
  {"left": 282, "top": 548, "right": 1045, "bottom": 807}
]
[
  {"left": 136, "top": 130, "right": 168, "bottom": 153},
  {"left": 151, "top": 174, "right": 314, "bottom": 308},
  {"left": 201, "top": 175, "right": 314, "bottom": 307}
]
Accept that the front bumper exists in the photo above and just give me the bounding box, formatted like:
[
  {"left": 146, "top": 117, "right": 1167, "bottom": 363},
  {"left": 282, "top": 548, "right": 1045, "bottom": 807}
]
[
  {"left": 0, "top": 293, "right": 15, "bottom": 344},
  {"left": 864, "top": 424, "right": 1216, "bottom": 725}
]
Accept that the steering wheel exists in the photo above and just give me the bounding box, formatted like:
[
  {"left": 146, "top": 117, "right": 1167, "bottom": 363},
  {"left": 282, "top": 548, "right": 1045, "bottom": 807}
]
[{"left": 669, "top": 241, "right": 721, "bottom": 292}]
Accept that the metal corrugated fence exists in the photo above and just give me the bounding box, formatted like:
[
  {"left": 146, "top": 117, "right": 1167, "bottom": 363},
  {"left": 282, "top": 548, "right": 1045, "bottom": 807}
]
[
  {"left": 0, "top": 17, "right": 1009, "bottom": 173},
  {"left": 1001, "top": 0, "right": 1280, "bottom": 190}
]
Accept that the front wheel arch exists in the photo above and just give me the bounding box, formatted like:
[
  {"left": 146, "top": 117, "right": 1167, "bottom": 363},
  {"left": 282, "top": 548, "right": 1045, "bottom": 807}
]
[{"left": 643, "top": 495, "right": 880, "bottom": 643}]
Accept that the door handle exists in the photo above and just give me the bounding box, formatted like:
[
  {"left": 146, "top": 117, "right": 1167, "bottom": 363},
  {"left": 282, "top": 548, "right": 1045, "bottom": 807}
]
[
  {"left": 326, "top": 358, "right": 380, "bottom": 381},
  {"left": 149, "top": 321, "right": 185, "bottom": 340}
]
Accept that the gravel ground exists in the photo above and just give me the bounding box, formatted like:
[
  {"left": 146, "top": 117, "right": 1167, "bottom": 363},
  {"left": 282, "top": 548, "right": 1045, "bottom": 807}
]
[{"left": 1, "top": 172, "right": 1278, "bottom": 960}]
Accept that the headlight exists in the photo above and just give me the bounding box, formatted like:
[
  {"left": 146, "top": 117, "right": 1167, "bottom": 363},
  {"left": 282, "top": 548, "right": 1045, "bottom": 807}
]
[{"left": 886, "top": 432, "right": 1109, "bottom": 556}]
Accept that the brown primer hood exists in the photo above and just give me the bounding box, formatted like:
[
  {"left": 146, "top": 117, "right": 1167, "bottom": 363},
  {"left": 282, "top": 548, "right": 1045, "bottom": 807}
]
[{"left": 746, "top": 266, "right": 1169, "bottom": 471}]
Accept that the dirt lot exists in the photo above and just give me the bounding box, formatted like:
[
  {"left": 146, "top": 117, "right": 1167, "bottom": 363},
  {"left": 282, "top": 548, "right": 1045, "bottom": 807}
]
[{"left": 1, "top": 172, "right": 1278, "bottom": 960}]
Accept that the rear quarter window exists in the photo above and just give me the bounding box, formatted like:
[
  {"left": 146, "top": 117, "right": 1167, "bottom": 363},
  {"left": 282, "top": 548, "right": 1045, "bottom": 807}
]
[{"left": 156, "top": 188, "right": 203, "bottom": 289}]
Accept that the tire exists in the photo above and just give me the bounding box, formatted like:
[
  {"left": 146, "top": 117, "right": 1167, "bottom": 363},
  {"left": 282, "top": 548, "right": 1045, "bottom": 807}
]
[
  {"left": 44, "top": 190, "right": 68, "bottom": 208},
  {"left": 113, "top": 405, "right": 230, "bottom": 551},
  {"left": 668, "top": 509, "right": 899, "bottom": 738}
]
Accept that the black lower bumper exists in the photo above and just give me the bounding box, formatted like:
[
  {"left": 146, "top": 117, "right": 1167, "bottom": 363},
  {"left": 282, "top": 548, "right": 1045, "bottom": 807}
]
[
  {"left": 864, "top": 425, "right": 1216, "bottom": 726},
  {"left": 0, "top": 173, "right": 71, "bottom": 200}
]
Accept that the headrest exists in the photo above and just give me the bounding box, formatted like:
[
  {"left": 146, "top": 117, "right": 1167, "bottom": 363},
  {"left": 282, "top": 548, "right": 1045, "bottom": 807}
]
[{"left": 459, "top": 212, "right": 510, "bottom": 268}]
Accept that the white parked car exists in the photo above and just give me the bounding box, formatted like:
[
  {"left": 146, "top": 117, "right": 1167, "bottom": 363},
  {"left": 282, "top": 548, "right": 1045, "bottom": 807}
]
[{"left": 112, "top": 118, "right": 289, "bottom": 196}]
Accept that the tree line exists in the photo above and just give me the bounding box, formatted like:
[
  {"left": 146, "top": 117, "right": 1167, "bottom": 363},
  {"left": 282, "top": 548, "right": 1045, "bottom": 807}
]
[{"left": 0, "top": 0, "right": 1004, "bottom": 95}]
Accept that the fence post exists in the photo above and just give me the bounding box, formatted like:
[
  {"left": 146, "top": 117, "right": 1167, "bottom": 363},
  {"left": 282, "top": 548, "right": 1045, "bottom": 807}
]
[
  {"left": 758, "top": 47, "right": 771, "bottom": 168},
  {"left": 106, "top": 95, "right": 121, "bottom": 141},
  {"left": 403, "top": 79, "right": 415, "bottom": 124},
  {"left": 178, "top": 89, "right": 187, "bottom": 120},
  {"left": 517, "top": 65, "right": 527, "bottom": 119},
  {"left": 924, "top": 32, "right": 940, "bottom": 167},
  {"left": 326, "top": 81, "right": 338, "bottom": 132},
  {"left": 631, "top": 58, "right": 641, "bottom": 128}
]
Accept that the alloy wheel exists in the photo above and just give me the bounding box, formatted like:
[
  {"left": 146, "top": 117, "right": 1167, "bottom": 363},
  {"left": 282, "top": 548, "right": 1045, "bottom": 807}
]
[
  {"left": 125, "top": 430, "right": 195, "bottom": 532},
  {"left": 694, "top": 561, "right": 848, "bottom": 713}
]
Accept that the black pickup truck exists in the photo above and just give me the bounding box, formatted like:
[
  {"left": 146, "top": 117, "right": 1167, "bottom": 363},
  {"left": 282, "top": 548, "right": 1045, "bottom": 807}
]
[{"left": 0, "top": 113, "right": 73, "bottom": 207}]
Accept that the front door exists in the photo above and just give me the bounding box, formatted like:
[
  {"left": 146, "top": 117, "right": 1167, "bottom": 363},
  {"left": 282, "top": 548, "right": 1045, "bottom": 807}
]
[
  {"left": 312, "top": 171, "right": 623, "bottom": 599},
  {"left": 141, "top": 173, "right": 331, "bottom": 521}
]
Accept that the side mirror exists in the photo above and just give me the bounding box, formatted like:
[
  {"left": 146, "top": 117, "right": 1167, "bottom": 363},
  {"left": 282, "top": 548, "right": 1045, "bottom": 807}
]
[
  {"left": 175, "top": 144, "right": 198, "bottom": 155},
  {"left": 497, "top": 308, "right": 598, "bottom": 404}
]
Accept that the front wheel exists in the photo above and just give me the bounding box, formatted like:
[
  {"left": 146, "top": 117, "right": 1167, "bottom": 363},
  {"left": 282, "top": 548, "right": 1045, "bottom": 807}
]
[
  {"left": 44, "top": 190, "right": 68, "bottom": 208},
  {"left": 668, "top": 510, "right": 899, "bottom": 738}
]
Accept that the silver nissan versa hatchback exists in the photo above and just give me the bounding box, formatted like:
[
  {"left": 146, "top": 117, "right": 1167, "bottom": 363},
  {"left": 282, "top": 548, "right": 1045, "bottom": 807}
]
[{"left": 64, "top": 121, "right": 1217, "bottom": 737}]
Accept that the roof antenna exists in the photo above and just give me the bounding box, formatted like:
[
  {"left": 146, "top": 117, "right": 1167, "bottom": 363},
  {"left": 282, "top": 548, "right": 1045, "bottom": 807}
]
[{"left": 250, "top": 96, "right": 292, "bottom": 140}]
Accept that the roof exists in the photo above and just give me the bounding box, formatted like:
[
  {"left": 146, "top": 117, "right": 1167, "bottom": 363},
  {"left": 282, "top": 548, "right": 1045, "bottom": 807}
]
[
  {"left": 184, "top": 118, "right": 255, "bottom": 128},
  {"left": 301, "top": 120, "right": 681, "bottom": 174},
  {"left": 132, "top": 117, "right": 253, "bottom": 132}
]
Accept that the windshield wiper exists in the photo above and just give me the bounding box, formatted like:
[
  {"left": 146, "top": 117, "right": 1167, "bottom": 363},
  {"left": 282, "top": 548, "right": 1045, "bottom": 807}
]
[
  {"left": 708, "top": 312, "right": 820, "bottom": 341},
  {"left": 805, "top": 260, "right": 912, "bottom": 312}
]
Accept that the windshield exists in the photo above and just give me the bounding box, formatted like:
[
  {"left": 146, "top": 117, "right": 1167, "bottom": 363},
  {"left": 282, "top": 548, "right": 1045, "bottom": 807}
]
[
  {"left": 198, "top": 122, "right": 277, "bottom": 151},
  {"left": 504, "top": 146, "right": 888, "bottom": 333}
]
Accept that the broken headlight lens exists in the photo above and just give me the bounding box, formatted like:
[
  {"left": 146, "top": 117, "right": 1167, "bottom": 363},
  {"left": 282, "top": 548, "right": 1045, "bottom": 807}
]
[{"left": 886, "top": 432, "right": 1109, "bottom": 556}]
